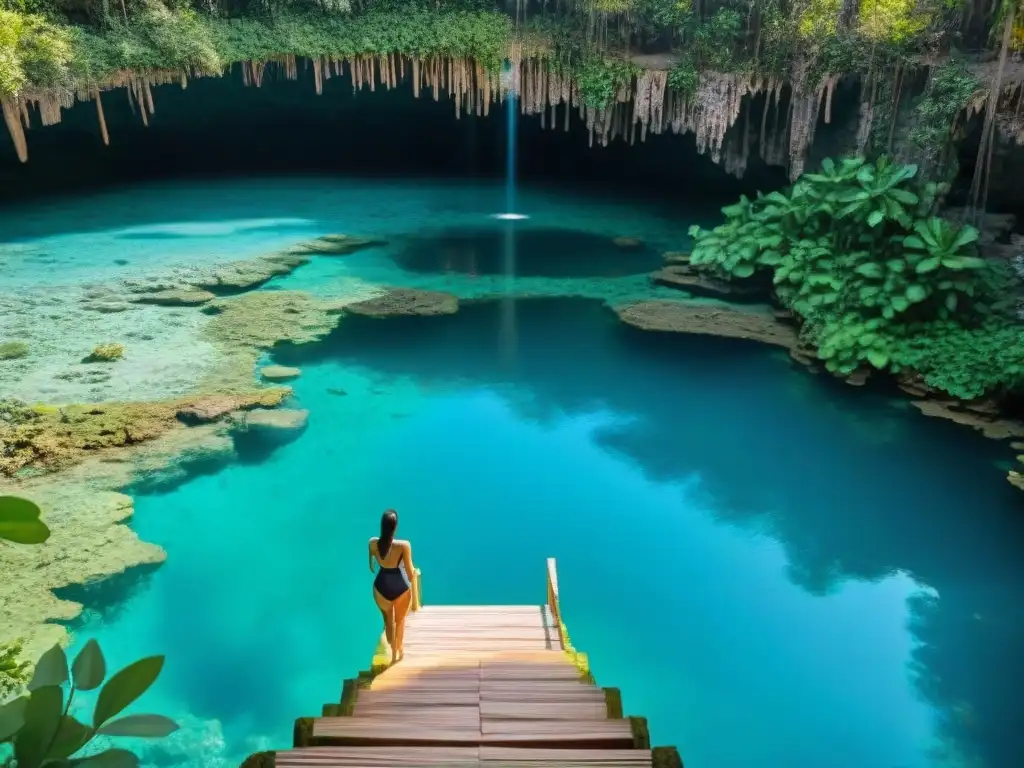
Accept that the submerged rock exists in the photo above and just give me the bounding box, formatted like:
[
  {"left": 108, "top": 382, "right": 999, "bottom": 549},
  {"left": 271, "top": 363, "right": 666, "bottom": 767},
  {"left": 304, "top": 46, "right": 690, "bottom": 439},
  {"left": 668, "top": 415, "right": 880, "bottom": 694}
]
[
  {"left": 260, "top": 365, "right": 302, "bottom": 381},
  {"left": 242, "top": 408, "right": 309, "bottom": 432},
  {"left": 188, "top": 258, "right": 296, "bottom": 293},
  {"left": 662, "top": 251, "right": 691, "bottom": 265},
  {"left": 615, "top": 300, "right": 799, "bottom": 349},
  {"left": 286, "top": 234, "right": 386, "bottom": 256},
  {"left": 613, "top": 236, "right": 643, "bottom": 249},
  {"left": 175, "top": 390, "right": 290, "bottom": 426},
  {"left": 653, "top": 264, "right": 765, "bottom": 303},
  {"left": 0, "top": 341, "right": 29, "bottom": 360},
  {"left": 346, "top": 288, "right": 458, "bottom": 318},
  {"left": 132, "top": 289, "right": 216, "bottom": 307}
]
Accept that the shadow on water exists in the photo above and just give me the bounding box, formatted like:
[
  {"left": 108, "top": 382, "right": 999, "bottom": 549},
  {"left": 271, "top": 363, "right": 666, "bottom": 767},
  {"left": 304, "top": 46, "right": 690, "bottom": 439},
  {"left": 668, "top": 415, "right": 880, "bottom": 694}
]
[
  {"left": 272, "top": 296, "right": 1024, "bottom": 768},
  {"left": 390, "top": 227, "right": 663, "bottom": 278},
  {"left": 53, "top": 562, "right": 163, "bottom": 631}
]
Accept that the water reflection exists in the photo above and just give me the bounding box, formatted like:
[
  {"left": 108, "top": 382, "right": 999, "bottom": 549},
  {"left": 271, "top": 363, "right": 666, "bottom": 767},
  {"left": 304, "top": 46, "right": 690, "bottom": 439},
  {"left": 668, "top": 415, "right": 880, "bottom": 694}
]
[{"left": 275, "top": 297, "right": 1024, "bottom": 768}]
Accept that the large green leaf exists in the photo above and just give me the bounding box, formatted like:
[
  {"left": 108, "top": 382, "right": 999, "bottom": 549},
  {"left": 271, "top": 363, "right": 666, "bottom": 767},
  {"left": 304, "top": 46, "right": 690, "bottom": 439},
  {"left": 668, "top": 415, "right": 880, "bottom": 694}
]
[
  {"left": 72, "top": 640, "right": 106, "bottom": 693},
  {"left": 945, "top": 293, "right": 958, "bottom": 312},
  {"left": 15, "top": 685, "right": 64, "bottom": 768},
  {"left": 731, "top": 263, "right": 755, "bottom": 278},
  {"left": 46, "top": 715, "right": 92, "bottom": 760},
  {"left": 867, "top": 351, "right": 889, "bottom": 369},
  {"left": 855, "top": 263, "right": 884, "bottom": 279},
  {"left": 29, "top": 645, "right": 68, "bottom": 692},
  {"left": 906, "top": 284, "right": 929, "bottom": 303},
  {"left": 75, "top": 749, "right": 140, "bottom": 767},
  {"left": 0, "top": 497, "right": 50, "bottom": 545},
  {"left": 98, "top": 714, "right": 179, "bottom": 738},
  {"left": 953, "top": 226, "right": 979, "bottom": 248},
  {"left": 0, "top": 695, "right": 27, "bottom": 743},
  {"left": 915, "top": 257, "right": 941, "bottom": 274},
  {"left": 92, "top": 657, "right": 165, "bottom": 729},
  {"left": 888, "top": 188, "right": 920, "bottom": 205},
  {"left": 867, "top": 210, "right": 884, "bottom": 227},
  {"left": 902, "top": 235, "right": 926, "bottom": 250}
]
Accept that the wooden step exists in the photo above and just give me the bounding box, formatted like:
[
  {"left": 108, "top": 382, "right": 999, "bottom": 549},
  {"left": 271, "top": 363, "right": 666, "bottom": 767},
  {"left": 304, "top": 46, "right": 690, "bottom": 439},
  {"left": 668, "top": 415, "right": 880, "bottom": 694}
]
[
  {"left": 354, "top": 689, "right": 480, "bottom": 707},
  {"left": 274, "top": 747, "right": 653, "bottom": 766},
  {"left": 480, "top": 700, "right": 609, "bottom": 720},
  {"left": 275, "top": 746, "right": 480, "bottom": 766},
  {"left": 480, "top": 719, "right": 634, "bottom": 749},
  {"left": 481, "top": 747, "right": 653, "bottom": 765},
  {"left": 311, "top": 717, "right": 633, "bottom": 749}
]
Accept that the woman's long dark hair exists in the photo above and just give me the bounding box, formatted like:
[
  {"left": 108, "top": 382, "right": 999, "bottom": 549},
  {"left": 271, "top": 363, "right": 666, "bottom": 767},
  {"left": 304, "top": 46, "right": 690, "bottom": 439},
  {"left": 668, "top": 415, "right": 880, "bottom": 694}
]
[{"left": 379, "top": 509, "right": 398, "bottom": 558}]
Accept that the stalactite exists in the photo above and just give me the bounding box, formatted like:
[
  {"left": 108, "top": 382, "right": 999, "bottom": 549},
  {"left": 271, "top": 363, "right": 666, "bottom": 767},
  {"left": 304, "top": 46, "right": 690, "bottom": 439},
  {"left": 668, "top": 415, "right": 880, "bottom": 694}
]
[
  {"left": 313, "top": 57, "right": 323, "bottom": 96},
  {"left": 1, "top": 99, "right": 28, "bottom": 162},
  {"left": 94, "top": 89, "right": 110, "bottom": 147}
]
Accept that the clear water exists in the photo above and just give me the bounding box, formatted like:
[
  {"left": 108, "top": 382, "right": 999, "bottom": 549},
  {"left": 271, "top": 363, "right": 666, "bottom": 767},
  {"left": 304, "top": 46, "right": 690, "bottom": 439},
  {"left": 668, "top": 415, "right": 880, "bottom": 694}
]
[{"left": 2, "top": 178, "right": 1022, "bottom": 768}]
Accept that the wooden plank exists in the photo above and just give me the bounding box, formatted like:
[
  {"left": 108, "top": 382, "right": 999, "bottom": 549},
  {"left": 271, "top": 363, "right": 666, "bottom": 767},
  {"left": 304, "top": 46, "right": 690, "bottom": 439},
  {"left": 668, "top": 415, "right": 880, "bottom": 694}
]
[
  {"left": 480, "top": 718, "right": 634, "bottom": 748},
  {"left": 276, "top": 746, "right": 481, "bottom": 766},
  {"left": 404, "top": 627, "right": 555, "bottom": 638},
  {"left": 480, "top": 664, "right": 582, "bottom": 680},
  {"left": 347, "top": 706, "right": 481, "bottom": 726},
  {"left": 481, "top": 700, "right": 609, "bottom": 720},
  {"left": 480, "top": 747, "right": 651, "bottom": 765},
  {"left": 481, "top": 681, "right": 604, "bottom": 702},
  {"left": 355, "top": 689, "right": 480, "bottom": 707},
  {"left": 368, "top": 677, "right": 481, "bottom": 692},
  {"left": 312, "top": 719, "right": 481, "bottom": 746},
  {"left": 402, "top": 640, "right": 557, "bottom": 651},
  {"left": 416, "top": 605, "right": 545, "bottom": 612}
]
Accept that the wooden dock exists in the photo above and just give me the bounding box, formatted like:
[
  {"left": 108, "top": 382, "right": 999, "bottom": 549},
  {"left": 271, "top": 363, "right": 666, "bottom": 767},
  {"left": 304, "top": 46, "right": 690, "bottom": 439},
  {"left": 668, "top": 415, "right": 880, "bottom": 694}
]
[{"left": 242, "top": 560, "right": 682, "bottom": 767}]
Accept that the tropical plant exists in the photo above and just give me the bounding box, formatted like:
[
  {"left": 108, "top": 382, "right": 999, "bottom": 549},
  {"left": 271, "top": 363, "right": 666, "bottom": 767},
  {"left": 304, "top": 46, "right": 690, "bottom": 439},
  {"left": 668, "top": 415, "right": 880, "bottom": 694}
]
[
  {"left": 0, "top": 641, "right": 177, "bottom": 767},
  {"left": 0, "top": 498, "right": 176, "bottom": 766},
  {"left": 688, "top": 155, "right": 1024, "bottom": 395},
  {"left": 0, "top": 496, "right": 50, "bottom": 545}
]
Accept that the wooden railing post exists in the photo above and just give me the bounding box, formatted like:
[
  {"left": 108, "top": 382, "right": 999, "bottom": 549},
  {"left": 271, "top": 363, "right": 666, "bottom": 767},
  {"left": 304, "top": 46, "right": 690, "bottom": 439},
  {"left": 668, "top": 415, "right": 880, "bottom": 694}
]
[
  {"left": 545, "top": 557, "right": 565, "bottom": 650},
  {"left": 412, "top": 568, "right": 422, "bottom": 611}
]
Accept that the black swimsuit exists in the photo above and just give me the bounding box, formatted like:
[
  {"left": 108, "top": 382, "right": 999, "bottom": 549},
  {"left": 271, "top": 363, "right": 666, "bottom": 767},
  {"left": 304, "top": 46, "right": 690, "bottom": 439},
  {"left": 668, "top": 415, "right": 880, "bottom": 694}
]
[{"left": 373, "top": 542, "right": 410, "bottom": 601}]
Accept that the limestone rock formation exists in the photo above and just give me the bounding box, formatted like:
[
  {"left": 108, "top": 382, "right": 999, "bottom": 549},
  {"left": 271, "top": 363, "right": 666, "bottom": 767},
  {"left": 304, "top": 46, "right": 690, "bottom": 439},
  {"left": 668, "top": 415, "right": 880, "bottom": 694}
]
[
  {"left": 286, "top": 234, "right": 386, "bottom": 256},
  {"left": 187, "top": 258, "right": 298, "bottom": 293},
  {"left": 614, "top": 300, "right": 799, "bottom": 349},
  {"left": 346, "top": 288, "right": 458, "bottom": 317},
  {"left": 132, "top": 288, "right": 217, "bottom": 307},
  {"left": 260, "top": 365, "right": 301, "bottom": 381},
  {"left": 241, "top": 408, "right": 309, "bottom": 432},
  {"left": 613, "top": 237, "right": 643, "bottom": 249},
  {"left": 652, "top": 264, "right": 765, "bottom": 303},
  {"left": 0, "top": 390, "right": 288, "bottom": 475}
]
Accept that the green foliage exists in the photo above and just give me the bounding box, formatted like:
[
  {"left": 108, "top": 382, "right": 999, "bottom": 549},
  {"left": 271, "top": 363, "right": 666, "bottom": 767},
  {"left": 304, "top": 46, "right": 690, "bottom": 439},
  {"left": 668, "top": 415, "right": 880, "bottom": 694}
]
[
  {"left": 689, "top": 155, "right": 1024, "bottom": 397},
  {"left": 909, "top": 57, "right": 983, "bottom": 176},
  {"left": 0, "top": 640, "right": 176, "bottom": 768},
  {"left": 0, "top": 495, "right": 50, "bottom": 545},
  {"left": 666, "top": 54, "right": 696, "bottom": 95},
  {"left": 691, "top": 7, "right": 744, "bottom": 71},
  {"left": 0, "top": 9, "right": 71, "bottom": 98},
  {"left": 0, "top": 644, "right": 30, "bottom": 703},
  {"left": 574, "top": 54, "right": 638, "bottom": 110}
]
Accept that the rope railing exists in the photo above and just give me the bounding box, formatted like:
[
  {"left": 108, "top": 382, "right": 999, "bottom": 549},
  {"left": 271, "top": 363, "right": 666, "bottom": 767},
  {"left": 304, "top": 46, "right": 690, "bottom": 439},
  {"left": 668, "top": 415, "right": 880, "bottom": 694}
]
[{"left": 546, "top": 557, "right": 568, "bottom": 651}]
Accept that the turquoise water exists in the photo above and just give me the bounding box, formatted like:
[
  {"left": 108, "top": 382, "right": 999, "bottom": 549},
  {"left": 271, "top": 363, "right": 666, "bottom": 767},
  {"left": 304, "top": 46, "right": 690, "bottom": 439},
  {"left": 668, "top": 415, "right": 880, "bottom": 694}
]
[{"left": 2, "top": 178, "right": 1022, "bottom": 768}]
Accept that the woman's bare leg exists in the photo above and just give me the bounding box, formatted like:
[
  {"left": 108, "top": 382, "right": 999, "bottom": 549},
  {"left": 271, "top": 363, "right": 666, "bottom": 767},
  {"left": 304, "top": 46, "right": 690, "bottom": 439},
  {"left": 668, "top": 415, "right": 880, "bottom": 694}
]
[
  {"left": 392, "top": 589, "right": 413, "bottom": 660},
  {"left": 372, "top": 587, "right": 395, "bottom": 658}
]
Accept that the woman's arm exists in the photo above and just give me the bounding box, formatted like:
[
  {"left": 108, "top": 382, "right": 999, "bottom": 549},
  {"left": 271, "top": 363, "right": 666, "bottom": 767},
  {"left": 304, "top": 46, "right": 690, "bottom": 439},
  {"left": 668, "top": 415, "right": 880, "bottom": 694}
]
[
  {"left": 368, "top": 538, "right": 377, "bottom": 573},
  {"left": 402, "top": 541, "right": 415, "bottom": 577}
]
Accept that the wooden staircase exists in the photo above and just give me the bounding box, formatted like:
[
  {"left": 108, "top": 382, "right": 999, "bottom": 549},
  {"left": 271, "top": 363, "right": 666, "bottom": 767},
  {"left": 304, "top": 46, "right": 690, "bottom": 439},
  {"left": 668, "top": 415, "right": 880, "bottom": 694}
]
[{"left": 241, "top": 560, "right": 682, "bottom": 767}]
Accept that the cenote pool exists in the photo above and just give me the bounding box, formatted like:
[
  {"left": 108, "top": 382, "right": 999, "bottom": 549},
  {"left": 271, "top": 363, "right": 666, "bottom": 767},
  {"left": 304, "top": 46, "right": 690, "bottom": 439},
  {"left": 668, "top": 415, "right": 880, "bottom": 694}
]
[{"left": 2, "top": 178, "right": 1023, "bottom": 768}]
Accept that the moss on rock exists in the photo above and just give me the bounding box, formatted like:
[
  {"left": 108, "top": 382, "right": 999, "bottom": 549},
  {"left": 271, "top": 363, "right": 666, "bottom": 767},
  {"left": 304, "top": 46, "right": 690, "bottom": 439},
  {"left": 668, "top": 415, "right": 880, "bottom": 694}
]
[
  {"left": 84, "top": 343, "right": 124, "bottom": 362},
  {"left": 0, "top": 390, "right": 288, "bottom": 477},
  {"left": 346, "top": 288, "right": 458, "bottom": 318},
  {"left": 0, "top": 341, "right": 29, "bottom": 360}
]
